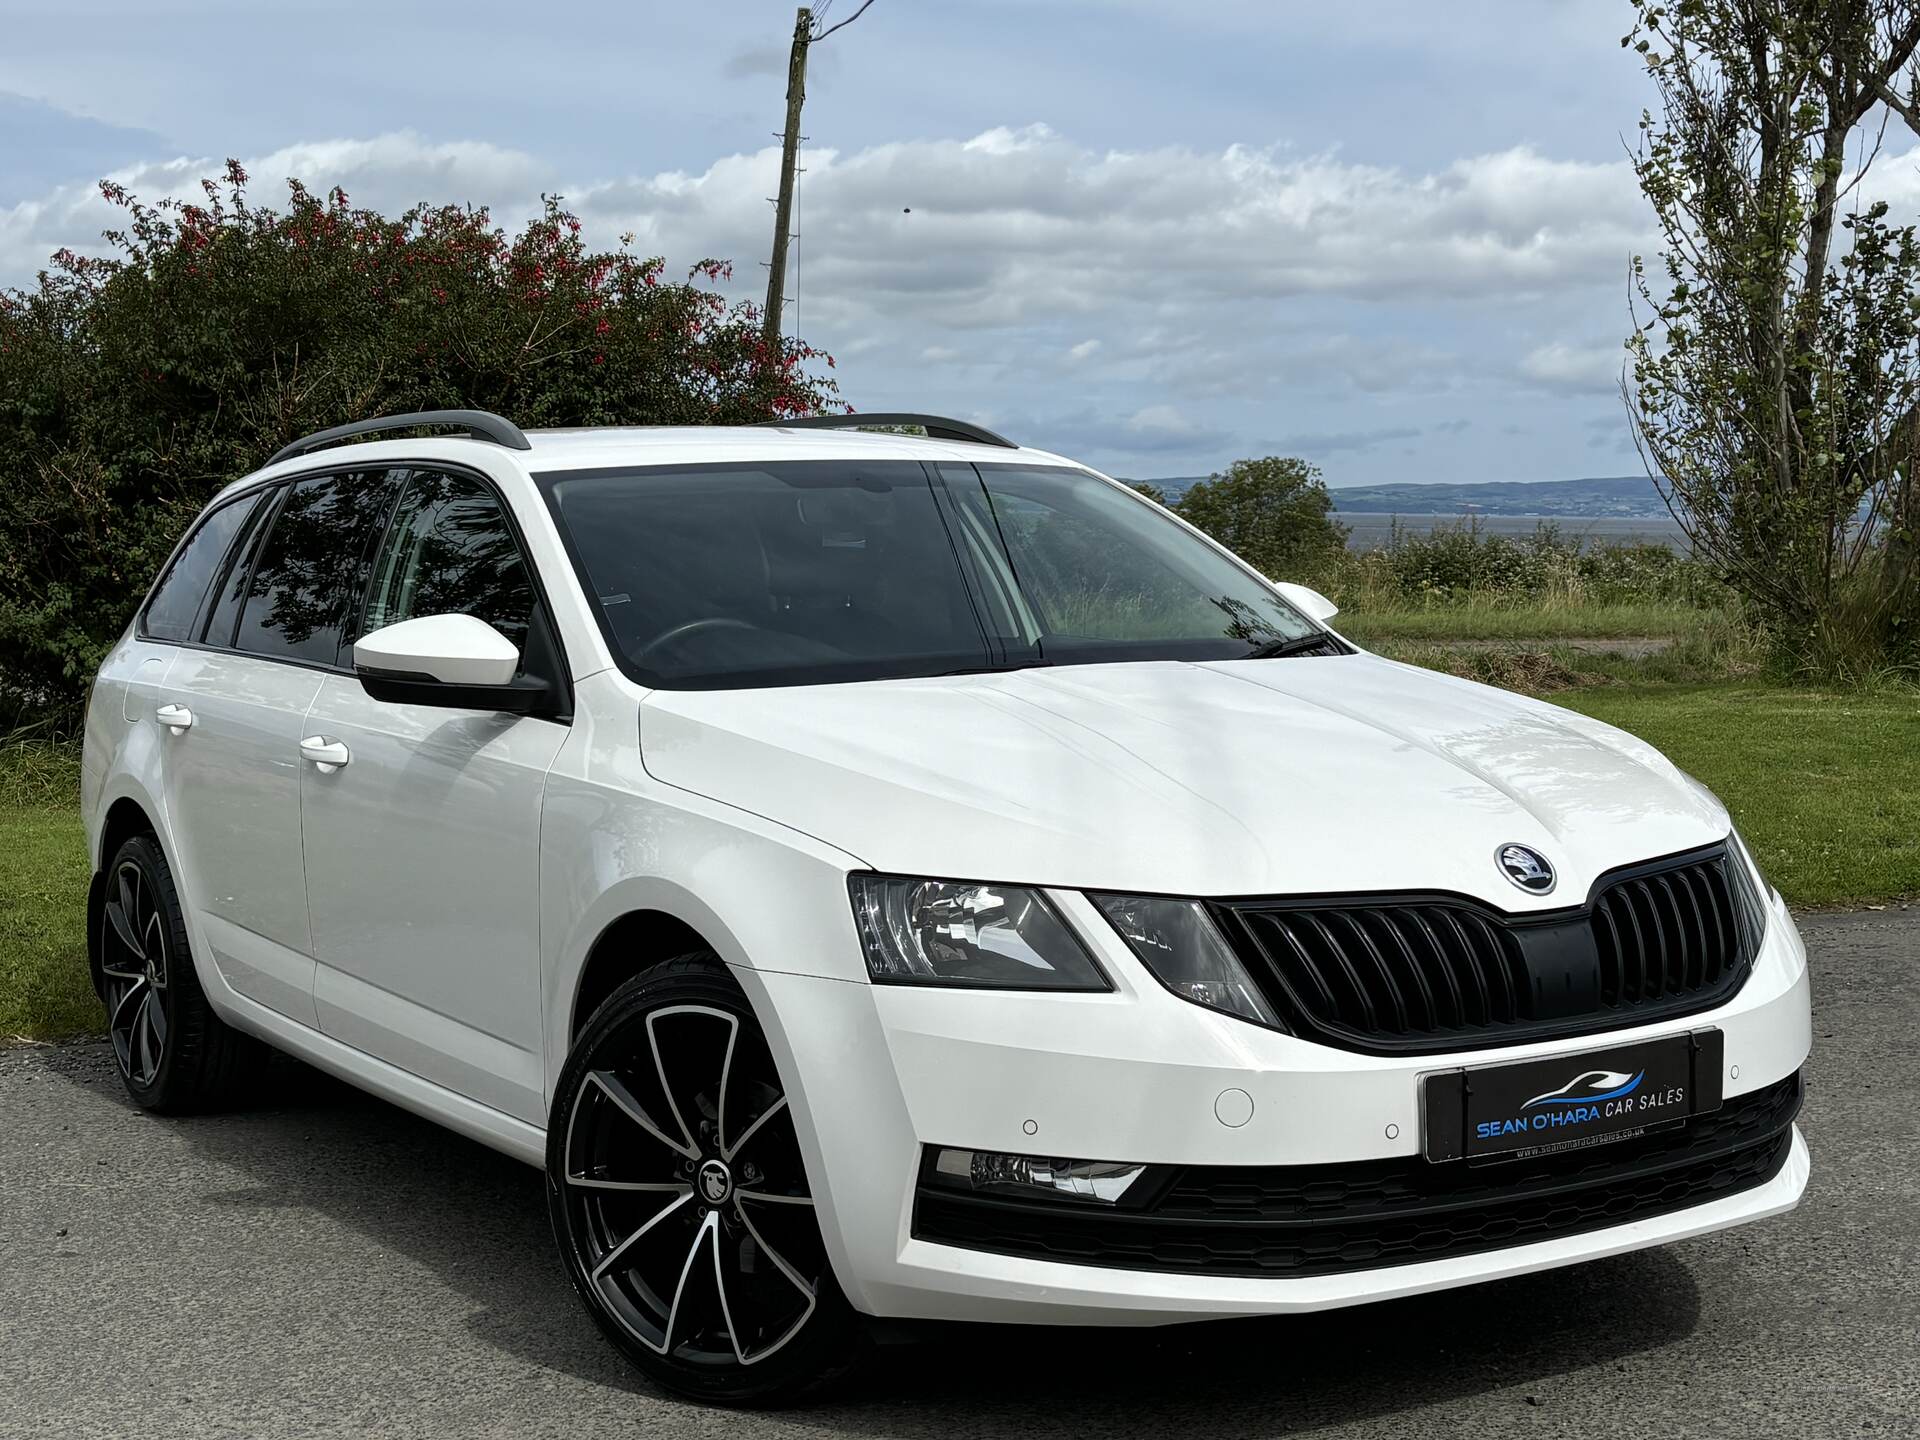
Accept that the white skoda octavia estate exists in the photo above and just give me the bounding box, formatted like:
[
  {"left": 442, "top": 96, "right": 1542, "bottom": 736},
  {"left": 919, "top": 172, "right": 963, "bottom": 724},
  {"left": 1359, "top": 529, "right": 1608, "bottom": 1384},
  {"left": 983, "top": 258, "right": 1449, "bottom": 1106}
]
[{"left": 82, "top": 409, "right": 1811, "bottom": 1403}]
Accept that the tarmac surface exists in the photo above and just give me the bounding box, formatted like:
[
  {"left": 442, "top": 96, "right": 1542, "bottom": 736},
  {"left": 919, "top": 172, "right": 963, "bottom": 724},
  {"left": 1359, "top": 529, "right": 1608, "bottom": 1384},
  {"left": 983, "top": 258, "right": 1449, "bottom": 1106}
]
[{"left": 2, "top": 909, "right": 1915, "bottom": 1438}]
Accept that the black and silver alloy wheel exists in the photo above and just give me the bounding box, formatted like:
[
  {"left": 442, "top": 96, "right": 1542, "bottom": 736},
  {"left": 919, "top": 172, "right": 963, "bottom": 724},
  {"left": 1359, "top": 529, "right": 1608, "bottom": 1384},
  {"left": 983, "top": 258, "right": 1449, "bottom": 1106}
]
[
  {"left": 92, "top": 833, "right": 259, "bottom": 1112},
  {"left": 101, "top": 856, "right": 170, "bottom": 1087},
  {"left": 548, "top": 956, "right": 859, "bottom": 1404}
]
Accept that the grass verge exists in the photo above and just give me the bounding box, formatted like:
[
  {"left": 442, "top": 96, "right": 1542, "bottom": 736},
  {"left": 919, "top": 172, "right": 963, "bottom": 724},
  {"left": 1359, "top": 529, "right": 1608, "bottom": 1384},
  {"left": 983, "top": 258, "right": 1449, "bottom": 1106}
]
[
  {"left": 1558, "top": 686, "right": 1920, "bottom": 909},
  {"left": 0, "top": 805, "right": 96, "bottom": 1043}
]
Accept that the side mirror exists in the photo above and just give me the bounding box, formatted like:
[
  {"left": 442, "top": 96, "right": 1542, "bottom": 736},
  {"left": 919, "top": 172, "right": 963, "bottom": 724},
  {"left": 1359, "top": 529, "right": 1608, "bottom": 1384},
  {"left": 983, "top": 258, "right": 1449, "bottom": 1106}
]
[
  {"left": 1274, "top": 581, "right": 1340, "bottom": 623},
  {"left": 354, "top": 614, "right": 547, "bottom": 713}
]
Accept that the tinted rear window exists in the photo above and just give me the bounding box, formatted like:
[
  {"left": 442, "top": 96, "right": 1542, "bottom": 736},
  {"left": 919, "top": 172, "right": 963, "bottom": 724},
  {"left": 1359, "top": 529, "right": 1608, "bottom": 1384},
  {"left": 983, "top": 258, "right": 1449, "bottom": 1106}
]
[
  {"left": 143, "top": 491, "right": 265, "bottom": 643},
  {"left": 234, "top": 470, "right": 401, "bottom": 666}
]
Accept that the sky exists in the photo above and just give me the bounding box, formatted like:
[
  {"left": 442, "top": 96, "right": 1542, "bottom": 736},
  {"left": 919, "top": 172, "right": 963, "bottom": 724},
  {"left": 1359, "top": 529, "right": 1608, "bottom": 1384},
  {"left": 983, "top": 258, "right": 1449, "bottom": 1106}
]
[{"left": 0, "top": 0, "right": 1828, "bottom": 485}]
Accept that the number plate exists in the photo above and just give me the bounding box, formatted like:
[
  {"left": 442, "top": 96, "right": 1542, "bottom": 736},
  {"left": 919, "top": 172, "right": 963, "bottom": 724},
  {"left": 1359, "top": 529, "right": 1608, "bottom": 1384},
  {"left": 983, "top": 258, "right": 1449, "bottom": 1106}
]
[{"left": 1423, "top": 1030, "right": 1723, "bottom": 1163}]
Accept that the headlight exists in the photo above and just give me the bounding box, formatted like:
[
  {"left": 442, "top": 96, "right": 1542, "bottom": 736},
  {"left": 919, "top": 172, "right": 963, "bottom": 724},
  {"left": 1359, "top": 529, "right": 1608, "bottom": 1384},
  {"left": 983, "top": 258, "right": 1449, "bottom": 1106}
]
[
  {"left": 851, "top": 876, "right": 1110, "bottom": 990},
  {"left": 1091, "top": 893, "right": 1284, "bottom": 1028}
]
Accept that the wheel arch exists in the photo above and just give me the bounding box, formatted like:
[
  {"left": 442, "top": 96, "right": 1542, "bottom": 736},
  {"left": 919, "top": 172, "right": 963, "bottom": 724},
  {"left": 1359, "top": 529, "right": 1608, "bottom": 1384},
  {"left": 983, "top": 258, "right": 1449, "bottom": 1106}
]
[
  {"left": 567, "top": 907, "right": 723, "bottom": 1042},
  {"left": 88, "top": 792, "right": 165, "bottom": 998}
]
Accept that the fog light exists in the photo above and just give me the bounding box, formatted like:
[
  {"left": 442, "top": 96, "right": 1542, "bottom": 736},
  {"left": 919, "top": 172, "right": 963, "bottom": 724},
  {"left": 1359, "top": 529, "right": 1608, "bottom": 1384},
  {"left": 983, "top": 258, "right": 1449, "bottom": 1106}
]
[{"left": 926, "top": 1146, "right": 1148, "bottom": 1205}]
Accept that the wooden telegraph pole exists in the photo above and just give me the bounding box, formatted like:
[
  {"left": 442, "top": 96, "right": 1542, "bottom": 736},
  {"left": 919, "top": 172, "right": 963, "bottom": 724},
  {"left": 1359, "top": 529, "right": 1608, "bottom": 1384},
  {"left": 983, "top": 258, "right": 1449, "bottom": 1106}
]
[
  {"left": 762, "top": 6, "right": 811, "bottom": 351},
  {"left": 761, "top": 1, "right": 877, "bottom": 350}
]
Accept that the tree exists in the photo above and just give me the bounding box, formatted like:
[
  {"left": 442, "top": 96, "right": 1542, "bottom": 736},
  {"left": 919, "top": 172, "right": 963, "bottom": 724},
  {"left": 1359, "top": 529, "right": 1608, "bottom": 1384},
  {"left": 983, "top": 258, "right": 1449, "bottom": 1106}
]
[
  {"left": 0, "top": 166, "right": 842, "bottom": 721},
  {"left": 1624, "top": 0, "right": 1920, "bottom": 675},
  {"left": 1171, "top": 457, "right": 1348, "bottom": 580}
]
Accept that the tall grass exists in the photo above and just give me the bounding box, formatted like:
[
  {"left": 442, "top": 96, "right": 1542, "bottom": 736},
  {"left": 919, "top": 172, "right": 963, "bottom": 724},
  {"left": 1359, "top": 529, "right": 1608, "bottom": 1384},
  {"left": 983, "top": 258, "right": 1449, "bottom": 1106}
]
[
  {"left": 0, "top": 724, "right": 82, "bottom": 810},
  {"left": 1303, "top": 518, "right": 1723, "bottom": 615}
]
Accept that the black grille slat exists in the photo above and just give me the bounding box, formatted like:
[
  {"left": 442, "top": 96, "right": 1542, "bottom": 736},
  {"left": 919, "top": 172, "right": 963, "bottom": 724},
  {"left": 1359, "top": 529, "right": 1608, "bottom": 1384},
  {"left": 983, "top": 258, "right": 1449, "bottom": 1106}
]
[
  {"left": 1339, "top": 912, "right": 1409, "bottom": 1034},
  {"left": 1392, "top": 909, "right": 1455, "bottom": 1030},
  {"left": 1638, "top": 880, "right": 1673, "bottom": 995},
  {"left": 1438, "top": 908, "right": 1496, "bottom": 1026},
  {"left": 1217, "top": 845, "right": 1761, "bottom": 1056},
  {"left": 1261, "top": 916, "right": 1343, "bottom": 1020},
  {"left": 1301, "top": 912, "right": 1378, "bottom": 1033},
  {"left": 916, "top": 1073, "right": 1802, "bottom": 1279},
  {"left": 1651, "top": 876, "right": 1686, "bottom": 989},
  {"left": 1594, "top": 898, "right": 1624, "bottom": 1005}
]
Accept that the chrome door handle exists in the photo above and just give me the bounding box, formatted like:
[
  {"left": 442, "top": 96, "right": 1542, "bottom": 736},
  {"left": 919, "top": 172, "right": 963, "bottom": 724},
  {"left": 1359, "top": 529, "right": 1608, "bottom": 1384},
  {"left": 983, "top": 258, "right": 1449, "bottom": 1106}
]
[
  {"left": 155, "top": 704, "right": 194, "bottom": 733},
  {"left": 299, "top": 736, "right": 351, "bottom": 773}
]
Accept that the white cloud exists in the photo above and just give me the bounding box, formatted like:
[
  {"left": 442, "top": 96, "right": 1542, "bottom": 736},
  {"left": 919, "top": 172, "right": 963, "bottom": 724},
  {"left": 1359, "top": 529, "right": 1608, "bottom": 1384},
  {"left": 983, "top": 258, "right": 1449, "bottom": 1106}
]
[
  {"left": 1519, "top": 340, "right": 1625, "bottom": 394},
  {"left": 0, "top": 124, "right": 1664, "bottom": 480},
  {"left": 1125, "top": 403, "right": 1205, "bottom": 436},
  {"left": 0, "top": 133, "right": 545, "bottom": 282},
  {"left": 3, "top": 125, "right": 1645, "bottom": 307}
]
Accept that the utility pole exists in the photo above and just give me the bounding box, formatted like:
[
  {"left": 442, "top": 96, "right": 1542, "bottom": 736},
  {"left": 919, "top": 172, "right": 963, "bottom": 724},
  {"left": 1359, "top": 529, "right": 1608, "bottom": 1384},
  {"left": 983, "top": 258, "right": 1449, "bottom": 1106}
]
[
  {"left": 761, "top": 0, "right": 877, "bottom": 350},
  {"left": 762, "top": 7, "right": 812, "bottom": 351}
]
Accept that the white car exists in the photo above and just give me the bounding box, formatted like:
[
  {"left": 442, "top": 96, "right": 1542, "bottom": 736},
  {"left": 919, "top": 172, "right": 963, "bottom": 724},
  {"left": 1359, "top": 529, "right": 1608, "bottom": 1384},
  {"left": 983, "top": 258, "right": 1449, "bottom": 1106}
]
[{"left": 81, "top": 409, "right": 1810, "bottom": 1403}]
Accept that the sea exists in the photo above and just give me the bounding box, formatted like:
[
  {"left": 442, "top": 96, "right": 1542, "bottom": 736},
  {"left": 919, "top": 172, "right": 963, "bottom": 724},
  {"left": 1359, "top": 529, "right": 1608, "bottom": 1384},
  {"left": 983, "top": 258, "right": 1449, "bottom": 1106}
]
[{"left": 1333, "top": 512, "right": 1691, "bottom": 552}]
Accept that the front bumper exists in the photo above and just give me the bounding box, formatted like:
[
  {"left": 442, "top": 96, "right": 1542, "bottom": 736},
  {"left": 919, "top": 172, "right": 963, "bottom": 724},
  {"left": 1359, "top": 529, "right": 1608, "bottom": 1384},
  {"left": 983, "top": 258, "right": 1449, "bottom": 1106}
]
[{"left": 740, "top": 888, "right": 1812, "bottom": 1326}]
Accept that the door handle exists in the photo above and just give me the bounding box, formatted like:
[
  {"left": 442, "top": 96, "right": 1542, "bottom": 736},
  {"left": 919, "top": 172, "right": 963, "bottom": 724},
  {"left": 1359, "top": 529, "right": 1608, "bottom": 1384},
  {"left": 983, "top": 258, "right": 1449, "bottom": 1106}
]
[
  {"left": 155, "top": 704, "right": 194, "bottom": 733},
  {"left": 299, "top": 736, "right": 351, "bottom": 773}
]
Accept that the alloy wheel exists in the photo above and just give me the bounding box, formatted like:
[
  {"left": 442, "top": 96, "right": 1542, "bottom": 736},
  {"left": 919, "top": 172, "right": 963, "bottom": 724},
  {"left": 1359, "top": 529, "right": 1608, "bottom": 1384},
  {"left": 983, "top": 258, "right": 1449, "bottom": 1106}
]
[
  {"left": 557, "top": 1002, "right": 827, "bottom": 1369},
  {"left": 100, "top": 858, "right": 170, "bottom": 1087}
]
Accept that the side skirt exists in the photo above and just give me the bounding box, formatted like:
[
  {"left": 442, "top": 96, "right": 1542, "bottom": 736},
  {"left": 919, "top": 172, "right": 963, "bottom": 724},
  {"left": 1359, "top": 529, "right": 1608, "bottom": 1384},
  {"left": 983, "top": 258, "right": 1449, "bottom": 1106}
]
[{"left": 209, "top": 981, "right": 549, "bottom": 1168}]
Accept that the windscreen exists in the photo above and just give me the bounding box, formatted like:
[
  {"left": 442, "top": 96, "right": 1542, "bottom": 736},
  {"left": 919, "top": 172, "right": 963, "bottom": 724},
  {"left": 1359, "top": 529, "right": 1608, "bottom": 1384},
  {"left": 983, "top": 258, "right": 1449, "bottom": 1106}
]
[{"left": 542, "top": 460, "right": 1322, "bottom": 688}]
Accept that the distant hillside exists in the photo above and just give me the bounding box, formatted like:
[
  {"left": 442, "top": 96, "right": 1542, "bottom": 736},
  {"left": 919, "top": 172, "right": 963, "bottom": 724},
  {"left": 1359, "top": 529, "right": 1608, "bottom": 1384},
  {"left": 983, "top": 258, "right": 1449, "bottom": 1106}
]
[{"left": 1132, "top": 474, "right": 1668, "bottom": 518}]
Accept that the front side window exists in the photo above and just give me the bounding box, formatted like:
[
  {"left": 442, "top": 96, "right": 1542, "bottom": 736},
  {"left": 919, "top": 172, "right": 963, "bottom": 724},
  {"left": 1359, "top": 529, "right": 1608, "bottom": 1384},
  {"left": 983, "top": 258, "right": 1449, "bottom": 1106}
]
[
  {"left": 142, "top": 489, "right": 267, "bottom": 643},
  {"left": 234, "top": 470, "right": 400, "bottom": 666},
  {"left": 540, "top": 460, "right": 1321, "bottom": 689},
  {"left": 362, "top": 470, "right": 535, "bottom": 652}
]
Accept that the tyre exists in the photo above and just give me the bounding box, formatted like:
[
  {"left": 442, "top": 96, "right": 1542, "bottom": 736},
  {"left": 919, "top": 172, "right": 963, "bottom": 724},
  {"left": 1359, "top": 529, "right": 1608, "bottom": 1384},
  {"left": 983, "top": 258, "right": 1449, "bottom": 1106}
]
[
  {"left": 96, "top": 833, "right": 260, "bottom": 1112},
  {"left": 547, "top": 954, "right": 861, "bottom": 1405}
]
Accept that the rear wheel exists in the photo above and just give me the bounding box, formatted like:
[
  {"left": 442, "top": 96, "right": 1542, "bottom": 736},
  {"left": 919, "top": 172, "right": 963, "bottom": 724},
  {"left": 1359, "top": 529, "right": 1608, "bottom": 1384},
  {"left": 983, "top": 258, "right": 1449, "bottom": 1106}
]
[
  {"left": 547, "top": 955, "right": 860, "bottom": 1405},
  {"left": 97, "top": 833, "right": 259, "bottom": 1111}
]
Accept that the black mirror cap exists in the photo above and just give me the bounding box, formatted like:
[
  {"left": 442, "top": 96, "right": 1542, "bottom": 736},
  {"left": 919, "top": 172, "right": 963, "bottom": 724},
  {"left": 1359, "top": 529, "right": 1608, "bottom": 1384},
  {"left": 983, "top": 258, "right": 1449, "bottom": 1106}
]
[{"left": 356, "top": 664, "right": 555, "bottom": 717}]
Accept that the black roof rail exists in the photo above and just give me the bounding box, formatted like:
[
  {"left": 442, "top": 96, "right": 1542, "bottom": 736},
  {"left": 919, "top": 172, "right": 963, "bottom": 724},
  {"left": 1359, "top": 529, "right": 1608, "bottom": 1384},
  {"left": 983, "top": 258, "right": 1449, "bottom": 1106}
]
[
  {"left": 267, "top": 409, "right": 532, "bottom": 467},
  {"left": 757, "top": 412, "right": 1017, "bottom": 449}
]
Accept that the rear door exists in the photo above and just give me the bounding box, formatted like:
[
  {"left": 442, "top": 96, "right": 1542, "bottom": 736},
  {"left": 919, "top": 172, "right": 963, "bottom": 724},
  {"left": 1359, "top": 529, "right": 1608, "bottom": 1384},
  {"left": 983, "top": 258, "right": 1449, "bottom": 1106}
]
[
  {"left": 158, "top": 468, "right": 400, "bottom": 1026},
  {"left": 301, "top": 466, "right": 568, "bottom": 1123}
]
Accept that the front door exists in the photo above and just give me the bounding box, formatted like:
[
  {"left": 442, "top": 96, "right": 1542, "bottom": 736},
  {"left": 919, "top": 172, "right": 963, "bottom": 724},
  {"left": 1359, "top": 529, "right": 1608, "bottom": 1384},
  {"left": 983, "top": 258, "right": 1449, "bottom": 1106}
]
[{"left": 301, "top": 467, "right": 567, "bottom": 1124}]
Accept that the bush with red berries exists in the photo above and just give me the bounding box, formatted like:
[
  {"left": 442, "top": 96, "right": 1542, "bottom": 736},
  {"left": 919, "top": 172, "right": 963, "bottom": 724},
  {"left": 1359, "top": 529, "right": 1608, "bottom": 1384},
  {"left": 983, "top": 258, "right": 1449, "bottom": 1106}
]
[{"left": 0, "top": 163, "right": 841, "bottom": 719}]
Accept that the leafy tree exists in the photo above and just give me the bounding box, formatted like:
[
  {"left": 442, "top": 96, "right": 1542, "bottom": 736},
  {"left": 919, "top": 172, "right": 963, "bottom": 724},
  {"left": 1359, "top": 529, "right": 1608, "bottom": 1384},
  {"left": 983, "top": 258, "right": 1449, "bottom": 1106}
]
[
  {"left": 1624, "top": 0, "right": 1920, "bottom": 675},
  {"left": 1171, "top": 457, "right": 1348, "bottom": 580},
  {"left": 0, "top": 164, "right": 842, "bottom": 721}
]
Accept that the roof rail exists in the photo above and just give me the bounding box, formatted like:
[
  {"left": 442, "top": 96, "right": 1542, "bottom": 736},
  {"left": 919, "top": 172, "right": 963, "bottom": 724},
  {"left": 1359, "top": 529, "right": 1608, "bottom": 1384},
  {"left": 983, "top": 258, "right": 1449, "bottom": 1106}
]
[
  {"left": 757, "top": 412, "right": 1017, "bottom": 449},
  {"left": 267, "top": 410, "right": 532, "bottom": 467}
]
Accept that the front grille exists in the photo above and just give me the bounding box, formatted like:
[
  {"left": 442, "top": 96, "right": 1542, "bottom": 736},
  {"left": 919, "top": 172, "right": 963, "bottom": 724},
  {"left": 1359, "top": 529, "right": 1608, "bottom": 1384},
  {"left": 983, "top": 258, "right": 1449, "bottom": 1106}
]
[
  {"left": 1214, "top": 844, "right": 1764, "bottom": 1054},
  {"left": 913, "top": 1071, "right": 1801, "bottom": 1279}
]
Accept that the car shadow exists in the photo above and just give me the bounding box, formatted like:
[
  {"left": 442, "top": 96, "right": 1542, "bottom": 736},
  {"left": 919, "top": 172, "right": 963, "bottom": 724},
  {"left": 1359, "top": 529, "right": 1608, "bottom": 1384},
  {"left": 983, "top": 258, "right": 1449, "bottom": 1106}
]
[{"left": 57, "top": 1048, "right": 1702, "bottom": 1434}]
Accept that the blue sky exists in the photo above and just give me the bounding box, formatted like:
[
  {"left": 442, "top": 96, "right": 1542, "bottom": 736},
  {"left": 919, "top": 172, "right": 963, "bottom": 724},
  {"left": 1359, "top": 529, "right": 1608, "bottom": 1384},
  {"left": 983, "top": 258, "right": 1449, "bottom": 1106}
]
[{"left": 2, "top": 0, "right": 1688, "bottom": 485}]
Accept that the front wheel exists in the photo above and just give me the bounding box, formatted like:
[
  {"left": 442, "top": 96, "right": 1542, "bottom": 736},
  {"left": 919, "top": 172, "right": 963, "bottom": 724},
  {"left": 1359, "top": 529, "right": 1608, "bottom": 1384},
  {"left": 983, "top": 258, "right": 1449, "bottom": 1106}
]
[{"left": 546, "top": 955, "right": 861, "bottom": 1405}]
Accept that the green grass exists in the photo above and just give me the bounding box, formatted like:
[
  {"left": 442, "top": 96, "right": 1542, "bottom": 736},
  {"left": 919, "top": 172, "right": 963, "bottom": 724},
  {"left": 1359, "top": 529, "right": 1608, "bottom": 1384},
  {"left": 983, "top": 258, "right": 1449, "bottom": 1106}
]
[
  {"left": 0, "top": 805, "right": 97, "bottom": 1043},
  {"left": 1558, "top": 686, "right": 1920, "bottom": 908},
  {"left": 1337, "top": 600, "right": 1716, "bottom": 644}
]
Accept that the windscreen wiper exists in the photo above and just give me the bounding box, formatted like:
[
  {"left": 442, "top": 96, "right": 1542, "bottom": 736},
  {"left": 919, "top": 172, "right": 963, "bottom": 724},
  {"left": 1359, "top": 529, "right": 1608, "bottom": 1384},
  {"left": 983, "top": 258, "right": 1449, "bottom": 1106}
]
[
  {"left": 929, "top": 658, "right": 1054, "bottom": 678},
  {"left": 1243, "top": 632, "right": 1339, "bottom": 660}
]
